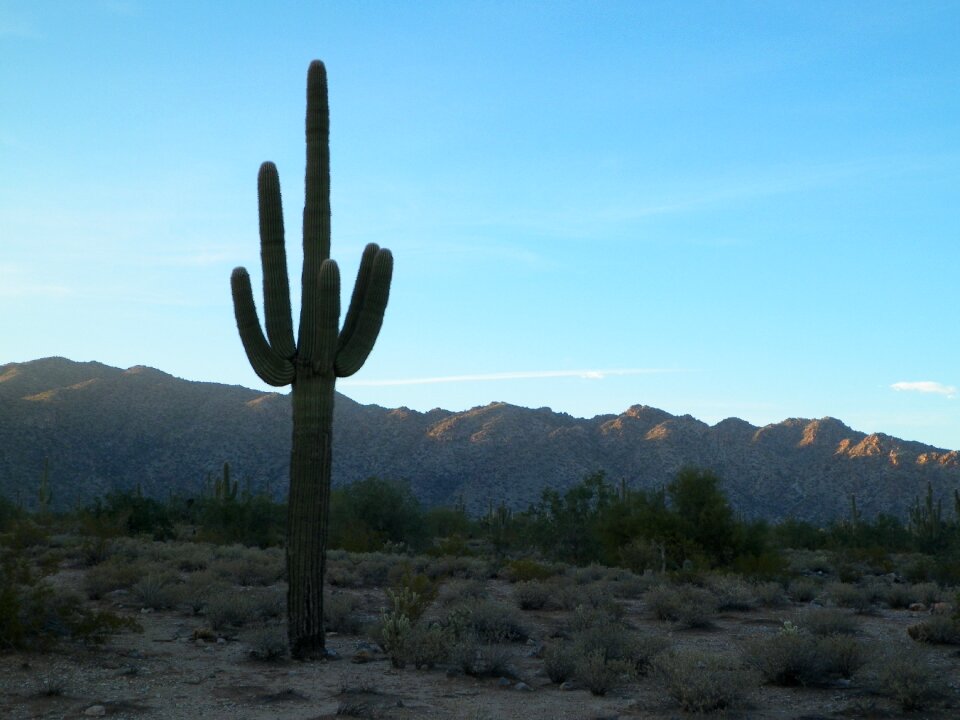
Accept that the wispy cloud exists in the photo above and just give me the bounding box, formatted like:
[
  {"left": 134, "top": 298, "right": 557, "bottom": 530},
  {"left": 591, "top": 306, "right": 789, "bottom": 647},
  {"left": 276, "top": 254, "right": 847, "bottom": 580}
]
[
  {"left": 891, "top": 381, "right": 957, "bottom": 399},
  {"left": 341, "top": 368, "right": 683, "bottom": 387}
]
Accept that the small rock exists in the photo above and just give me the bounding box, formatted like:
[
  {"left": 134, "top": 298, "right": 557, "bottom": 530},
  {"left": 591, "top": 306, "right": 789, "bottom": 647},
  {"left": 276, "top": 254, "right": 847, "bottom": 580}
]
[
  {"left": 514, "top": 682, "right": 533, "bottom": 692},
  {"left": 216, "top": 637, "right": 226, "bottom": 645},
  {"left": 497, "top": 677, "right": 512, "bottom": 688},
  {"left": 352, "top": 649, "right": 376, "bottom": 664},
  {"left": 84, "top": 705, "right": 107, "bottom": 717}
]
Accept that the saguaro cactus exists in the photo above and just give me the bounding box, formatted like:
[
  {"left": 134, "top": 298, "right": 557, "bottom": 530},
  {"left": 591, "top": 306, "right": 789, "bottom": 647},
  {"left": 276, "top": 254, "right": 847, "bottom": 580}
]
[{"left": 230, "top": 61, "right": 393, "bottom": 659}]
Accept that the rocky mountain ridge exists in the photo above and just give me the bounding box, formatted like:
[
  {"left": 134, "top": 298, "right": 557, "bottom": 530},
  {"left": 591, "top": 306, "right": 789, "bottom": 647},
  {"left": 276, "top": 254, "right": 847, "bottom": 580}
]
[{"left": 1, "top": 357, "right": 958, "bottom": 523}]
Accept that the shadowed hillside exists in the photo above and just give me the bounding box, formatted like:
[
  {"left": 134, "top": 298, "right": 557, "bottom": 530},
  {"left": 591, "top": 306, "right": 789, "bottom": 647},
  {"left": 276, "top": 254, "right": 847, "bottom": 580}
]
[{"left": 1, "top": 357, "right": 958, "bottom": 522}]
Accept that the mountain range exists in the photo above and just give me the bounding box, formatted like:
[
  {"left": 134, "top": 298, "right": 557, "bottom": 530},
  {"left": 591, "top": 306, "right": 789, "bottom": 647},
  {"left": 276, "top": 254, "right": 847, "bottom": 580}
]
[{"left": 1, "top": 357, "right": 958, "bottom": 524}]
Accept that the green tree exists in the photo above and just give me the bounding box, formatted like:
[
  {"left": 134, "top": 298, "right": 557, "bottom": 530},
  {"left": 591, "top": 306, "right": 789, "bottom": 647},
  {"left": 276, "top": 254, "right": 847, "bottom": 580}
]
[
  {"left": 328, "top": 478, "right": 425, "bottom": 552},
  {"left": 666, "top": 467, "right": 738, "bottom": 566}
]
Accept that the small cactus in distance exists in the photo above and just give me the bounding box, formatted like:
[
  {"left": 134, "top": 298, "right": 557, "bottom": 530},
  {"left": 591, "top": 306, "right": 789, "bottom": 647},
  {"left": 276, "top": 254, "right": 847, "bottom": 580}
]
[{"left": 230, "top": 61, "right": 393, "bottom": 659}]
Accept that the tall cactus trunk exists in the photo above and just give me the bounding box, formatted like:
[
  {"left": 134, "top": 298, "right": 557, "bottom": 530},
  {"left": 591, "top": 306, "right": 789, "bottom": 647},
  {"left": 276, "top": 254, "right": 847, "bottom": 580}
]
[
  {"left": 287, "top": 371, "right": 336, "bottom": 658},
  {"left": 230, "top": 61, "right": 393, "bottom": 660}
]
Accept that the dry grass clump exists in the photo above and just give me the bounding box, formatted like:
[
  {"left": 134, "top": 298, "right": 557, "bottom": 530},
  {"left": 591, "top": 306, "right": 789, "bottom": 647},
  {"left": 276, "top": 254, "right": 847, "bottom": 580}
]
[{"left": 653, "top": 649, "right": 756, "bottom": 712}]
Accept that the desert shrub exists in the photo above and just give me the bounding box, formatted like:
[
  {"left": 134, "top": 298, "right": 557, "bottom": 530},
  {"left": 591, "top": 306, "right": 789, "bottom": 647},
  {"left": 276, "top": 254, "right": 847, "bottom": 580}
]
[
  {"left": 543, "top": 641, "right": 577, "bottom": 683},
  {"left": 423, "top": 554, "right": 490, "bottom": 581},
  {"left": 575, "top": 648, "right": 634, "bottom": 696},
  {"left": 83, "top": 557, "right": 154, "bottom": 599},
  {"left": 646, "top": 584, "right": 718, "bottom": 628},
  {"left": 209, "top": 549, "right": 283, "bottom": 586},
  {"left": 1, "top": 554, "right": 140, "bottom": 650},
  {"left": 786, "top": 549, "right": 832, "bottom": 575},
  {"left": 907, "top": 614, "right": 960, "bottom": 645},
  {"left": 872, "top": 649, "right": 950, "bottom": 711},
  {"left": 131, "top": 572, "right": 179, "bottom": 610},
  {"left": 449, "top": 631, "right": 514, "bottom": 677},
  {"left": 607, "top": 570, "right": 658, "bottom": 599},
  {"left": 885, "top": 582, "right": 914, "bottom": 609},
  {"left": 246, "top": 587, "right": 285, "bottom": 620},
  {"left": 745, "top": 622, "right": 868, "bottom": 687},
  {"left": 325, "top": 593, "right": 363, "bottom": 635},
  {"left": 706, "top": 574, "right": 756, "bottom": 611},
  {"left": 653, "top": 649, "right": 755, "bottom": 713},
  {"left": 572, "top": 563, "right": 610, "bottom": 585},
  {"left": 204, "top": 593, "right": 257, "bottom": 630},
  {"left": 501, "top": 558, "right": 556, "bottom": 583},
  {"left": 247, "top": 626, "right": 288, "bottom": 661},
  {"left": 801, "top": 607, "right": 860, "bottom": 637},
  {"left": 826, "top": 582, "right": 874, "bottom": 614},
  {"left": 439, "top": 578, "right": 489, "bottom": 606},
  {"left": 403, "top": 622, "right": 450, "bottom": 669},
  {"left": 743, "top": 627, "right": 827, "bottom": 686},
  {"left": 169, "top": 543, "right": 211, "bottom": 572},
  {"left": 910, "top": 582, "right": 941, "bottom": 606},
  {"left": 513, "top": 581, "right": 551, "bottom": 610},
  {"left": 754, "top": 581, "right": 788, "bottom": 607},
  {"left": 171, "top": 571, "right": 230, "bottom": 615},
  {"left": 446, "top": 598, "right": 529, "bottom": 642},
  {"left": 787, "top": 577, "right": 818, "bottom": 603},
  {"left": 818, "top": 635, "right": 867, "bottom": 679}
]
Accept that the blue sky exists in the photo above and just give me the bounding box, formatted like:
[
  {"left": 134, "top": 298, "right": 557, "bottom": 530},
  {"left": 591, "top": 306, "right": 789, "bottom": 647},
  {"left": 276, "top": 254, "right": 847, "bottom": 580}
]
[{"left": 2, "top": 1, "right": 958, "bottom": 449}]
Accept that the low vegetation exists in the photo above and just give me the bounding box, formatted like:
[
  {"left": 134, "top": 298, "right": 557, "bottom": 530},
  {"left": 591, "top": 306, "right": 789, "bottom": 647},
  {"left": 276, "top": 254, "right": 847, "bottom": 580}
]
[{"left": 2, "top": 468, "right": 959, "bottom": 715}]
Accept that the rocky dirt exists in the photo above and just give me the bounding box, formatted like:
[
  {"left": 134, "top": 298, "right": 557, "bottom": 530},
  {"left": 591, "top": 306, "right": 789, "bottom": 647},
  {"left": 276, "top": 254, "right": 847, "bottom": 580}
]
[{"left": 3, "top": 571, "right": 960, "bottom": 720}]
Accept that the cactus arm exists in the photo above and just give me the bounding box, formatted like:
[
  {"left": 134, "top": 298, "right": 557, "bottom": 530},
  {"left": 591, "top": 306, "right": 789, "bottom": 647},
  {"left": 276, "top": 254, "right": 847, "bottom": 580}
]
[
  {"left": 338, "top": 242, "right": 380, "bottom": 352},
  {"left": 335, "top": 248, "right": 393, "bottom": 377},
  {"left": 299, "top": 60, "right": 332, "bottom": 346},
  {"left": 257, "top": 162, "right": 297, "bottom": 359},
  {"left": 230, "top": 267, "right": 296, "bottom": 386},
  {"left": 309, "top": 259, "right": 341, "bottom": 373}
]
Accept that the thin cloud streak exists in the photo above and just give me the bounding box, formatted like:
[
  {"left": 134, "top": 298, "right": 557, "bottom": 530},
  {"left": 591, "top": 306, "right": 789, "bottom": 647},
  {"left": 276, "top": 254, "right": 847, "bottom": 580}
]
[
  {"left": 891, "top": 381, "right": 957, "bottom": 398},
  {"left": 341, "top": 368, "right": 685, "bottom": 387}
]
